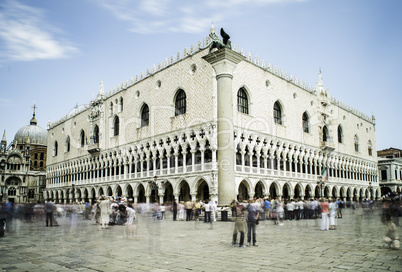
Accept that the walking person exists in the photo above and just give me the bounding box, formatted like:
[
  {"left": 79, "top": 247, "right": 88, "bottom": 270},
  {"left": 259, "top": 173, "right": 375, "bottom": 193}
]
[
  {"left": 44, "top": 199, "right": 55, "bottom": 227},
  {"left": 204, "top": 200, "right": 211, "bottom": 223},
  {"left": 232, "top": 201, "right": 247, "bottom": 248},
  {"left": 172, "top": 200, "right": 178, "bottom": 221},
  {"left": 99, "top": 196, "right": 111, "bottom": 229},
  {"left": 329, "top": 198, "right": 337, "bottom": 230},
  {"left": 320, "top": 198, "right": 329, "bottom": 231},
  {"left": 246, "top": 199, "right": 260, "bottom": 246}
]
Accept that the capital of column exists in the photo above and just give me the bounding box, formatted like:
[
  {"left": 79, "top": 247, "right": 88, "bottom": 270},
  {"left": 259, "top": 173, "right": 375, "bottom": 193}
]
[{"left": 202, "top": 48, "right": 245, "bottom": 76}]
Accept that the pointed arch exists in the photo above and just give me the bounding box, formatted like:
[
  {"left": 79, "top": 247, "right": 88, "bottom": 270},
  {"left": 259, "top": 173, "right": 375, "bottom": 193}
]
[
  {"left": 93, "top": 125, "right": 99, "bottom": 144},
  {"left": 113, "top": 115, "right": 120, "bottom": 136},
  {"left": 141, "top": 104, "right": 149, "bottom": 127},
  {"left": 322, "top": 125, "right": 329, "bottom": 142},
  {"left": 237, "top": 87, "right": 249, "bottom": 114},
  {"left": 80, "top": 129, "right": 85, "bottom": 147},
  {"left": 273, "top": 101, "right": 283, "bottom": 125},
  {"left": 302, "top": 111, "right": 309, "bottom": 133},
  {"left": 65, "top": 136, "right": 70, "bottom": 152},
  {"left": 337, "top": 125, "right": 343, "bottom": 143},
  {"left": 174, "top": 89, "right": 186, "bottom": 116}
]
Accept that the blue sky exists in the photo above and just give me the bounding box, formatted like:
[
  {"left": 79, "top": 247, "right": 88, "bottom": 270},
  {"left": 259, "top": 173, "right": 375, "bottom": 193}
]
[{"left": 0, "top": 0, "right": 400, "bottom": 151}]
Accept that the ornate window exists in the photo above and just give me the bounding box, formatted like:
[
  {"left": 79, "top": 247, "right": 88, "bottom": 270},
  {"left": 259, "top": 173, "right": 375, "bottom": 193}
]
[
  {"left": 175, "top": 89, "right": 186, "bottom": 116},
  {"left": 302, "top": 112, "right": 309, "bottom": 133},
  {"left": 323, "top": 126, "right": 329, "bottom": 142},
  {"left": 273, "top": 101, "right": 282, "bottom": 125},
  {"left": 110, "top": 102, "right": 113, "bottom": 116},
  {"left": 53, "top": 141, "right": 58, "bottom": 156},
  {"left": 113, "top": 116, "right": 120, "bottom": 136},
  {"left": 8, "top": 187, "right": 16, "bottom": 196},
  {"left": 354, "top": 135, "right": 359, "bottom": 152},
  {"left": 80, "top": 130, "right": 85, "bottom": 147},
  {"left": 93, "top": 125, "right": 99, "bottom": 144},
  {"left": 368, "top": 140, "right": 372, "bottom": 156},
  {"left": 237, "top": 88, "right": 249, "bottom": 114},
  {"left": 65, "top": 136, "right": 70, "bottom": 152},
  {"left": 337, "top": 125, "right": 343, "bottom": 143},
  {"left": 141, "top": 104, "right": 149, "bottom": 127}
]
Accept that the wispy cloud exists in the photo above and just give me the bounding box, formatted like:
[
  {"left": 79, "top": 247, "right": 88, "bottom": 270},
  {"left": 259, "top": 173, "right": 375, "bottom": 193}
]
[
  {"left": 0, "top": 99, "right": 14, "bottom": 107},
  {"left": 95, "top": 0, "right": 304, "bottom": 34},
  {"left": 0, "top": 0, "right": 78, "bottom": 61}
]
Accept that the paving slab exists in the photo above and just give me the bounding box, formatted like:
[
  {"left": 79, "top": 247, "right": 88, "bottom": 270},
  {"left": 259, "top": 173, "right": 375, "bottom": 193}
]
[{"left": 0, "top": 208, "right": 400, "bottom": 272}]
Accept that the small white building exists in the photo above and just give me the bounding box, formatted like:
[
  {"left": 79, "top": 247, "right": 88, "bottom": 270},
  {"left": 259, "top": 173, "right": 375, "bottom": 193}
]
[{"left": 45, "top": 27, "right": 379, "bottom": 205}]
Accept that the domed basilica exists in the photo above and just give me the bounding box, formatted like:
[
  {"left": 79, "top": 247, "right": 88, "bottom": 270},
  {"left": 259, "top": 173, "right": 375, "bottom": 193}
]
[{"left": 0, "top": 105, "right": 47, "bottom": 203}]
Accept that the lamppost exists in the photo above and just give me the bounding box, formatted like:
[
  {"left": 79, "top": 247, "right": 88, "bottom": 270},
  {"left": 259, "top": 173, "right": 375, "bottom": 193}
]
[
  {"left": 368, "top": 181, "right": 373, "bottom": 200},
  {"left": 148, "top": 176, "right": 164, "bottom": 203},
  {"left": 317, "top": 176, "right": 324, "bottom": 199}
]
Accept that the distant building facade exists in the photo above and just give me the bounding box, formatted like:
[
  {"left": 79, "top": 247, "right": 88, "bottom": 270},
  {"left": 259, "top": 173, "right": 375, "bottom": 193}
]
[
  {"left": 0, "top": 108, "right": 47, "bottom": 203},
  {"left": 377, "top": 148, "right": 402, "bottom": 195},
  {"left": 45, "top": 27, "right": 379, "bottom": 205}
]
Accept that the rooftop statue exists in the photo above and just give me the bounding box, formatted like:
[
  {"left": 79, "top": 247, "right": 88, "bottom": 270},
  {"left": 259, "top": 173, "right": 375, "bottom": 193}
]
[{"left": 201, "top": 25, "right": 232, "bottom": 53}]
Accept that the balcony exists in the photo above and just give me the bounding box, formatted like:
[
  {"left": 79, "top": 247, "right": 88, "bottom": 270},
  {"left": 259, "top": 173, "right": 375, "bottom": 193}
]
[
  {"left": 87, "top": 143, "right": 100, "bottom": 154},
  {"left": 320, "top": 140, "right": 335, "bottom": 152}
]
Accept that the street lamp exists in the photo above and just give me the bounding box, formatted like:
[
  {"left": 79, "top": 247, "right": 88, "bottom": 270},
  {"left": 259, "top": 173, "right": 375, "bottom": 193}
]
[{"left": 317, "top": 176, "right": 324, "bottom": 199}]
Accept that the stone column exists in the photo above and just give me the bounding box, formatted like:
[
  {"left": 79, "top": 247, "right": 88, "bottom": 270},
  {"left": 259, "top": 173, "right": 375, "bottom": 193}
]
[{"left": 203, "top": 48, "right": 245, "bottom": 205}]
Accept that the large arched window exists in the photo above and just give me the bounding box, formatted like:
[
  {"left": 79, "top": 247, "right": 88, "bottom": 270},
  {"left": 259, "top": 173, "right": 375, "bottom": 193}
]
[
  {"left": 113, "top": 116, "right": 120, "bottom": 136},
  {"left": 337, "top": 125, "right": 343, "bottom": 143},
  {"left": 237, "top": 88, "right": 249, "bottom": 114},
  {"left": 354, "top": 135, "right": 359, "bottom": 152},
  {"left": 368, "top": 140, "right": 373, "bottom": 156},
  {"left": 273, "top": 101, "right": 282, "bottom": 125},
  {"left": 175, "top": 89, "right": 186, "bottom": 116},
  {"left": 302, "top": 112, "right": 309, "bottom": 133},
  {"left": 93, "top": 125, "right": 99, "bottom": 144},
  {"left": 323, "top": 126, "right": 329, "bottom": 142},
  {"left": 65, "top": 136, "right": 70, "bottom": 152},
  {"left": 53, "top": 141, "right": 58, "bottom": 156},
  {"left": 80, "top": 130, "right": 85, "bottom": 147},
  {"left": 141, "top": 104, "right": 149, "bottom": 127}
]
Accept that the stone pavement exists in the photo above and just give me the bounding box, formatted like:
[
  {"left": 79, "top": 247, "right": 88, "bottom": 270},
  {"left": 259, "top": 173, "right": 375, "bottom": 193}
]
[{"left": 0, "top": 208, "right": 400, "bottom": 272}]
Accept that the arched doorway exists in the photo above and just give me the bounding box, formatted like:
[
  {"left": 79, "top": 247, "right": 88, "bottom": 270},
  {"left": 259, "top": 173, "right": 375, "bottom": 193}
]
[
  {"left": 269, "top": 183, "right": 278, "bottom": 199},
  {"left": 331, "top": 187, "right": 338, "bottom": 199},
  {"left": 282, "top": 184, "right": 291, "bottom": 200},
  {"left": 196, "top": 180, "right": 209, "bottom": 202},
  {"left": 178, "top": 181, "right": 191, "bottom": 202},
  {"left": 106, "top": 186, "right": 112, "bottom": 196},
  {"left": 255, "top": 181, "right": 264, "bottom": 198},
  {"left": 238, "top": 181, "right": 249, "bottom": 201},
  {"left": 339, "top": 187, "right": 345, "bottom": 200},
  {"left": 83, "top": 188, "right": 89, "bottom": 203},
  {"left": 90, "top": 188, "right": 96, "bottom": 203},
  {"left": 115, "top": 185, "right": 122, "bottom": 197},
  {"left": 346, "top": 188, "right": 352, "bottom": 201},
  {"left": 126, "top": 185, "right": 134, "bottom": 202},
  {"left": 323, "top": 186, "right": 330, "bottom": 198},
  {"left": 381, "top": 186, "right": 391, "bottom": 197},
  {"left": 294, "top": 184, "right": 302, "bottom": 199},
  {"left": 304, "top": 185, "right": 312, "bottom": 200},
  {"left": 314, "top": 186, "right": 320, "bottom": 199},
  {"left": 137, "top": 184, "right": 146, "bottom": 203},
  {"left": 163, "top": 182, "right": 174, "bottom": 204}
]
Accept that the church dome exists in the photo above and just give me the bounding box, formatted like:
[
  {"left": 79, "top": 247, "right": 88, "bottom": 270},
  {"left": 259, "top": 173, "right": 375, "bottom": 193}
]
[{"left": 14, "top": 114, "right": 48, "bottom": 146}]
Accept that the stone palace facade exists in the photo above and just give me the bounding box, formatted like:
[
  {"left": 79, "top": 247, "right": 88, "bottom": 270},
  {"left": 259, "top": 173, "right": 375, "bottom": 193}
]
[{"left": 45, "top": 27, "right": 379, "bottom": 205}]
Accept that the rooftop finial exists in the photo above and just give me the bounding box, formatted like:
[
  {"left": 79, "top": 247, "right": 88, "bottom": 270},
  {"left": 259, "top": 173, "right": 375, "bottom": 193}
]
[{"left": 30, "top": 101, "right": 38, "bottom": 125}]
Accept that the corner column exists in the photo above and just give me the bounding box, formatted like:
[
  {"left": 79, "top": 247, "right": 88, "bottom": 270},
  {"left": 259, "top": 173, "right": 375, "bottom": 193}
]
[{"left": 203, "top": 48, "right": 245, "bottom": 205}]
